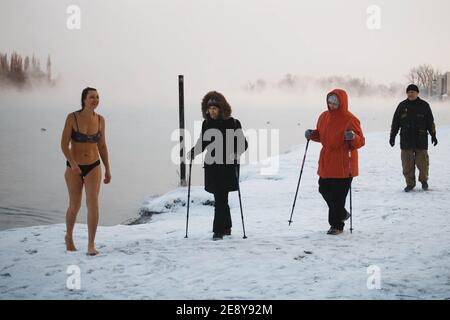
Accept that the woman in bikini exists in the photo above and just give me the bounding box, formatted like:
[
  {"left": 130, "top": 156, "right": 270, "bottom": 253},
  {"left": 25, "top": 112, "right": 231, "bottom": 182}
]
[{"left": 60, "top": 87, "right": 111, "bottom": 255}]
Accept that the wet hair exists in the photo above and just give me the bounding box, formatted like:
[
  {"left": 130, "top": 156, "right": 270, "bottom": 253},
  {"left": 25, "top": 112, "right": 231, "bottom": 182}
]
[{"left": 80, "top": 87, "right": 97, "bottom": 110}]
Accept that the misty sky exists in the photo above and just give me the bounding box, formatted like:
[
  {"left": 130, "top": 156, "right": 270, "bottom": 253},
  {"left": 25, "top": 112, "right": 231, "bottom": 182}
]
[{"left": 1, "top": 0, "right": 450, "bottom": 104}]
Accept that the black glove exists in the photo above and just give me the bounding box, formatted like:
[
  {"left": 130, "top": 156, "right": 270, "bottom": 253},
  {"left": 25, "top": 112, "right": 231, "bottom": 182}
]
[
  {"left": 305, "top": 129, "right": 314, "bottom": 140},
  {"left": 187, "top": 148, "right": 195, "bottom": 161},
  {"left": 389, "top": 136, "right": 395, "bottom": 147},
  {"left": 344, "top": 130, "right": 355, "bottom": 141},
  {"left": 431, "top": 136, "right": 438, "bottom": 146}
]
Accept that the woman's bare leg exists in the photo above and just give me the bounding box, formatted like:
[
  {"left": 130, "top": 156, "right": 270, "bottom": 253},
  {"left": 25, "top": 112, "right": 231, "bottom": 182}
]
[
  {"left": 84, "top": 165, "right": 102, "bottom": 255},
  {"left": 64, "top": 168, "right": 83, "bottom": 251}
]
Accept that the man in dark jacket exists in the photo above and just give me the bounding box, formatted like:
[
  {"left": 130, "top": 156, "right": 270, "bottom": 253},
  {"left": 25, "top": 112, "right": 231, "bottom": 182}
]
[
  {"left": 188, "top": 91, "right": 248, "bottom": 240},
  {"left": 390, "top": 84, "right": 438, "bottom": 192}
]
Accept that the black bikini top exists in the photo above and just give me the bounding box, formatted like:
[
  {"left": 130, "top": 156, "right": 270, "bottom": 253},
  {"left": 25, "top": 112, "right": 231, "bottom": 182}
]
[{"left": 71, "top": 112, "right": 101, "bottom": 143}]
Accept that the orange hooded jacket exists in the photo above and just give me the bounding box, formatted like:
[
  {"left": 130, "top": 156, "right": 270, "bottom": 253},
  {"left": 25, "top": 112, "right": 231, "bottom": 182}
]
[{"left": 310, "top": 89, "right": 365, "bottom": 178}]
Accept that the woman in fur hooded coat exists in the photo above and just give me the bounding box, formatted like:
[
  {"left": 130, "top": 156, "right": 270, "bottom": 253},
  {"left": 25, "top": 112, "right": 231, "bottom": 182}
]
[{"left": 189, "top": 91, "right": 248, "bottom": 240}]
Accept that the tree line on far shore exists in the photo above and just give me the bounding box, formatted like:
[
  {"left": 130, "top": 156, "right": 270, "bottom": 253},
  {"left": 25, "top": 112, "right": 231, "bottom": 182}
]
[
  {"left": 1, "top": 51, "right": 443, "bottom": 99},
  {"left": 245, "top": 64, "right": 443, "bottom": 98},
  {"left": 0, "top": 52, "right": 55, "bottom": 89}
]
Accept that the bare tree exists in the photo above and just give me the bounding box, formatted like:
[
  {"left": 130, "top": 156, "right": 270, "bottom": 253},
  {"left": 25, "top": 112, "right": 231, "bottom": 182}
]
[
  {"left": 46, "top": 54, "right": 52, "bottom": 82},
  {"left": 407, "top": 64, "right": 440, "bottom": 96},
  {"left": 278, "top": 73, "right": 297, "bottom": 89},
  {"left": 24, "top": 56, "right": 30, "bottom": 73},
  {"left": 407, "top": 68, "right": 418, "bottom": 85},
  {"left": 0, "top": 53, "right": 8, "bottom": 75},
  {"left": 245, "top": 78, "right": 267, "bottom": 92},
  {"left": 9, "top": 52, "right": 26, "bottom": 83}
]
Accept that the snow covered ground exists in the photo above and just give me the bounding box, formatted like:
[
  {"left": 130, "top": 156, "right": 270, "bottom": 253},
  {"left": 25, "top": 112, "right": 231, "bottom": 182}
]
[{"left": 1, "top": 127, "right": 449, "bottom": 299}]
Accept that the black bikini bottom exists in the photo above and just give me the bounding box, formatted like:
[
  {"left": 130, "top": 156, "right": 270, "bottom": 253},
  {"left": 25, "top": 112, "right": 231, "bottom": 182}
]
[{"left": 66, "top": 160, "right": 101, "bottom": 178}]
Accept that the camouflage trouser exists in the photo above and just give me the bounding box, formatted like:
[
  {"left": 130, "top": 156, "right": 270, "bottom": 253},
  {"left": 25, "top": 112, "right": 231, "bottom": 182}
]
[{"left": 401, "top": 149, "right": 429, "bottom": 187}]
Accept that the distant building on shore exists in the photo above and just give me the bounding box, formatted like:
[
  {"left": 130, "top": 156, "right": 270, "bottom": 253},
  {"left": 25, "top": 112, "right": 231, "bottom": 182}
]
[{"left": 432, "top": 72, "right": 450, "bottom": 100}]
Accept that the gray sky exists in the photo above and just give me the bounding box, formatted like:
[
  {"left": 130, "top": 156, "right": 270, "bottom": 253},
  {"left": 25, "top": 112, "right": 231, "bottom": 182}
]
[{"left": 1, "top": 0, "right": 450, "bottom": 104}]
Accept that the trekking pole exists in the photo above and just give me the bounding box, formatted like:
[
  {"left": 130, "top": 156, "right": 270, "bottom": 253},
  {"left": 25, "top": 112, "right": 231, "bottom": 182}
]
[
  {"left": 184, "top": 158, "right": 193, "bottom": 238},
  {"left": 235, "top": 165, "right": 247, "bottom": 239},
  {"left": 347, "top": 141, "right": 353, "bottom": 234},
  {"left": 288, "top": 139, "right": 310, "bottom": 226}
]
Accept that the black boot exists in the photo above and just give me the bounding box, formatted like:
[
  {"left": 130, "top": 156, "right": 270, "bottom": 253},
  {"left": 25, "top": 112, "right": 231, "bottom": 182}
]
[
  {"left": 421, "top": 182, "right": 429, "bottom": 191},
  {"left": 327, "top": 227, "right": 343, "bottom": 235},
  {"left": 213, "top": 233, "right": 223, "bottom": 241},
  {"left": 404, "top": 185, "right": 414, "bottom": 192}
]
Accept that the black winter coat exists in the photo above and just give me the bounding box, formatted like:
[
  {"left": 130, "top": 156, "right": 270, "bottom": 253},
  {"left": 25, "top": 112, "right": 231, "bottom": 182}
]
[
  {"left": 192, "top": 117, "right": 248, "bottom": 194},
  {"left": 390, "top": 97, "right": 436, "bottom": 150}
]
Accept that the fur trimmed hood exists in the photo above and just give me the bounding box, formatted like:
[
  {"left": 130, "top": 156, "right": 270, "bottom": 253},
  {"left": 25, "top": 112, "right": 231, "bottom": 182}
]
[{"left": 201, "top": 91, "right": 232, "bottom": 120}]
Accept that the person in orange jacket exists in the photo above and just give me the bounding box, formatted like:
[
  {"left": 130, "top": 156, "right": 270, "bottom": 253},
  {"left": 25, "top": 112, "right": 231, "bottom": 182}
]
[{"left": 305, "top": 89, "right": 365, "bottom": 235}]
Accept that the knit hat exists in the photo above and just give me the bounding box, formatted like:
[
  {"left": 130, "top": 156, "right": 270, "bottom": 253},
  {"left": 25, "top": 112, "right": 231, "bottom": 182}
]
[
  {"left": 327, "top": 94, "right": 340, "bottom": 106},
  {"left": 207, "top": 98, "right": 220, "bottom": 108},
  {"left": 406, "top": 84, "right": 419, "bottom": 93}
]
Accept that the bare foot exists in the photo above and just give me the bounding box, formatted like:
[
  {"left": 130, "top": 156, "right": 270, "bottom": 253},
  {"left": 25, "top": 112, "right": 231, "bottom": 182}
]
[
  {"left": 65, "top": 235, "right": 77, "bottom": 251},
  {"left": 87, "top": 246, "right": 99, "bottom": 256}
]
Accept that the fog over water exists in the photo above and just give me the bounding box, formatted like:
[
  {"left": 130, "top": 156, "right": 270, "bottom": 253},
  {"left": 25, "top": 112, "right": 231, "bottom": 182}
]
[{"left": 1, "top": 0, "right": 449, "bottom": 229}]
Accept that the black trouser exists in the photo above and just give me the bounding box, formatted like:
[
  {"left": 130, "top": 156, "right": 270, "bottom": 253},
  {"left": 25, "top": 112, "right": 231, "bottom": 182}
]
[
  {"left": 213, "top": 191, "right": 232, "bottom": 234},
  {"left": 318, "top": 178, "right": 353, "bottom": 230}
]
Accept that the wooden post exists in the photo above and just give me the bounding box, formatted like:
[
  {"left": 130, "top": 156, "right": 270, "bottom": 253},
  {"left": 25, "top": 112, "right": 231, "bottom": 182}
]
[{"left": 178, "top": 75, "right": 187, "bottom": 186}]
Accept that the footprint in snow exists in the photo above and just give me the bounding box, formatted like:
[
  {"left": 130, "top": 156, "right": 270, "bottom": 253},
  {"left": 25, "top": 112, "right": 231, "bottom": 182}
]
[
  {"left": 116, "top": 248, "right": 139, "bottom": 255},
  {"left": 294, "top": 251, "right": 313, "bottom": 260},
  {"left": 45, "top": 269, "right": 62, "bottom": 277}
]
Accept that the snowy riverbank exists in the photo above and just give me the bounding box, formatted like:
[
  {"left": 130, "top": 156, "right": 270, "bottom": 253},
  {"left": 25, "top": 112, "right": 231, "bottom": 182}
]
[{"left": 1, "top": 127, "right": 449, "bottom": 299}]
